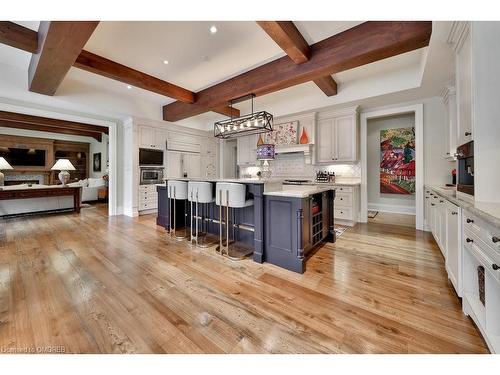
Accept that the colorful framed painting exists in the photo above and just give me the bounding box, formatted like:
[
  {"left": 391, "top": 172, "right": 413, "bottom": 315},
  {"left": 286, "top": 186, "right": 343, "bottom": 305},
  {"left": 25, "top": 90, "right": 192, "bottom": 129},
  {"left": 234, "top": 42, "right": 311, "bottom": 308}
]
[
  {"left": 380, "top": 127, "right": 415, "bottom": 194},
  {"left": 264, "top": 121, "right": 298, "bottom": 145}
]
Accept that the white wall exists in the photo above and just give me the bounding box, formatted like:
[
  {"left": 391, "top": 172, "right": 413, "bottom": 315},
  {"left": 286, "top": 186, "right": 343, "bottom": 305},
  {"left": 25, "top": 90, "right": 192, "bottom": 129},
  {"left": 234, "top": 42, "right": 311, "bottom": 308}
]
[
  {"left": 0, "top": 126, "right": 108, "bottom": 179},
  {"left": 367, "top": 113, "right": 416, "bottom": 214},
  {"left": 472, "top": 22, "right": 500, "bottom": 203}
]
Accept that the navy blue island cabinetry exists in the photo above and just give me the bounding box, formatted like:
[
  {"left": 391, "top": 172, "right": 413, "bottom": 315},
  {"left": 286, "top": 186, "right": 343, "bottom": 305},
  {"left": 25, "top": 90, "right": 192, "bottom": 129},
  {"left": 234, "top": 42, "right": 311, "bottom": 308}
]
[{"left": 156, "top": 179, "right": 335, "bottom": 273}]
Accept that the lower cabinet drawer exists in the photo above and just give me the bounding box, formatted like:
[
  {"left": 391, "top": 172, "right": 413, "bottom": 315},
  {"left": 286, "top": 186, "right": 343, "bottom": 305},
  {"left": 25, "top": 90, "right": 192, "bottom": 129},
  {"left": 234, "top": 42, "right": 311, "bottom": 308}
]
[
  {"left": 335, "top": 186, "right": 353, "bottom": 193},
  {"left": 335, "top": 192, "right": 352, "bottom": 207},
  {"left": 335, "top": 208, "right": 353, "bottom": 221},
  {"left": 139, "top": 201, "right": 158, "bottom": 210}
]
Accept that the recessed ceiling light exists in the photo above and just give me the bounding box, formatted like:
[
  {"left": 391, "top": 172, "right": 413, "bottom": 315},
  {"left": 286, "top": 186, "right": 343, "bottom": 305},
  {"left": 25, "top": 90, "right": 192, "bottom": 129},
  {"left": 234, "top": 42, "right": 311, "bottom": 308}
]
[
  {"left": 126, "top": 85, "right": 132, "bottom": 89},
  {"left": 163, "top": 60, "right": 169, "bottom": 65},
  {"left": 209, "top": 25, "right": 217, "bottom": 34}
]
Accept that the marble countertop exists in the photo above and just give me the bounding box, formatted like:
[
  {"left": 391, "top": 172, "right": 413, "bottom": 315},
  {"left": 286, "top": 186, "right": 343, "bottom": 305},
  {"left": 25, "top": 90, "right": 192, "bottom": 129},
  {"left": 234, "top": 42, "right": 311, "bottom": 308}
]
[
  {"left": 426, "top": 185, "right": 500, "bottom": 229},
  {"left": 163, "top": 177, "right": 361, "bottom": 186},
  {"left": 264, "top": 185, "right": 334, "bottom": 198},
  {"left": 163, "top": 177, "right": 274, "bottom": 184}
]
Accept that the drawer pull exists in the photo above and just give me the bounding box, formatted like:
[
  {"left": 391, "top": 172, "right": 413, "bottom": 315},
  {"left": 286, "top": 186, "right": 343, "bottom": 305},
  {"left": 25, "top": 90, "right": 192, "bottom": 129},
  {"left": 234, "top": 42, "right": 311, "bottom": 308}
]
[
  {"left": 492, "top": 236, "right": 500, "bottom": 243},
  {"left": 465, "top": 131, "right": 471, "bottom": 136},
  {"left": 466, "top": 238, "right": 473, "bottom": 243},
  {"left": 431, "top": 203, "right": 435, "bottom": 206},
  {"left": 493, "top": 264, "right": 500, "bottom": 271},
  {"left": 425, "top": 197, "right": 429, "bottom": 199},
  {"left": 466, "top": 218, "right": 474, "bottom": 223},
  {"left": 439, "top": 200, "right": 444, "bottom": 203},
  {"left": 451, "top": 212, "right": 458, "bottom": 215}
]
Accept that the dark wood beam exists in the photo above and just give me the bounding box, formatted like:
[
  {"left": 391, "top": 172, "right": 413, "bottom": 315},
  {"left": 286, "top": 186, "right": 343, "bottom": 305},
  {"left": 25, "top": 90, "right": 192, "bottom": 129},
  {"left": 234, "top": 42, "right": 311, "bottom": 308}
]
[
  {"left": 257, "top": 21, "right": 338, "bottom": 97},
  {"left": 212, "top": 105, "right": 240, "bottom": 118},
  {"left": 0, "top": 110, "right": 108, "bottom": 135},
  {"left": 0, "top": 120, "right": 102, "bottom": 141},
  {"left": 74, "top": 50, "right": 195, "bottom": 104},
  {"left": 28, "top": 21, "right": 99, "bottom": 95},
  {"left": 256, "top": 21, "right": 310, "bottom": 64},
  {"left": 313, "top": 75, "right": 338, "bottom": 96},
  {"left": 0, "top": 21, "right": 38, "bottom": 53},
  {"left": 163, "top": 22, "right": 432, "bottom": 122}
]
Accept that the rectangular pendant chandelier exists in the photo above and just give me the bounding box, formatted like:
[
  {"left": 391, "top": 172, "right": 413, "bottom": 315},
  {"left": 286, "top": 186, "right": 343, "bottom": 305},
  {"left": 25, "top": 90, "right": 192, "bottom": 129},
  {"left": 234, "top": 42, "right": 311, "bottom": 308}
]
[{"left": 214, "top": 94, "right": 273, "bottom": 139}]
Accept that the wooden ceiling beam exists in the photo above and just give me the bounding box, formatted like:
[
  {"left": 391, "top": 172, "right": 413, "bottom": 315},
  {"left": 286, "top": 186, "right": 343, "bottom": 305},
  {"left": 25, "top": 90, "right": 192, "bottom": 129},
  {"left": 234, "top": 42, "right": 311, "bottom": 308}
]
[
  {"left": 0, "top": 110, "right": 108, "bottom": 135},
  {"left": 163, "top": 22, "right": 432, "bottom": 122},
  {"left": 256, "top": 21, "right": 310, "bottom": 64},
  {"left": 28, "top": 21, "right": 99, "bottom": 96},
  {"left": 74, "top": 50, "right": 195, "bottom": 103},
  {"left": 257, "top": 20, "right": 338, "bottom": 97},
  {"left": 313, "top": 75, "right": 338, "bottom": 96},
  {"left": 212, "top": 105, "right": 240, "bottom": 118},
  {"left": 0, "top": 21, "right": 38, "bottom": 53},
  {"left": 0, "top": 120, "right": 102, "bottom": 142}
]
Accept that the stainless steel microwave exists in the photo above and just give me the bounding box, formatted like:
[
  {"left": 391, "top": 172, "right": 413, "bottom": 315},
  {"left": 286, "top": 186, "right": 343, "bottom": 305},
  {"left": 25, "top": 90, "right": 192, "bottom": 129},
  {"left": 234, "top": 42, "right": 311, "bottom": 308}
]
[{"left": 140, "top": 167, "right": 164, "bottom": 185}]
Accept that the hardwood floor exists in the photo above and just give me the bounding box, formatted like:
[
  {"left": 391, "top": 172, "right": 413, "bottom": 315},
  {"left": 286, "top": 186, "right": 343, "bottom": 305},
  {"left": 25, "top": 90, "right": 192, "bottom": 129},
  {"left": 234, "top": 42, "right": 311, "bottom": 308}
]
[
  {"left": 368, "top": 212, "right": 416, "bottom": 227},
  {"left": 0, "top": 205, "right": 489, "bottom": 353}
]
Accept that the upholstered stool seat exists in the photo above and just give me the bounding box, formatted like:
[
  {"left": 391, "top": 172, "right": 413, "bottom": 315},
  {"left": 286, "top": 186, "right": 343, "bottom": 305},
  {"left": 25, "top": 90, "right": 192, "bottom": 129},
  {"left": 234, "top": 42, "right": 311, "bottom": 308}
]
[
  {"left": 167, "top": 180, "right": 189, "bottom": 241},
  {"left": 215, "top": 182, "right": 254, "bottom": 260},
  {"left": 188, "top": 181, "right": 216, "bottom": 248}
]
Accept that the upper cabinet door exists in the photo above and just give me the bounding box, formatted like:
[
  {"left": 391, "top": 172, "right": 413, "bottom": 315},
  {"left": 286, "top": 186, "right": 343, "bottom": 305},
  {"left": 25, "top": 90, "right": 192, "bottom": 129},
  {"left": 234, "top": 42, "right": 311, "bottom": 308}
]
[
  {"left": 317, "top": 118, "right": 334, "bottom": 162},
  {"left": 139, "top": 126, "right": 155, "bottom": 149},
  {"left": 155, "top": 128, "right": 168, "bottom": 150},
  {"left": 185, "top": 153, "right": 201, "bottom": 178},
  {"left": 456, "top": 28, "right": 473, "bottom": 146},
  {"left": 237, "top": 136, "right": 250, "bottom": 165},
  {"left": 335, "top": 115, "right": 357, "bottom": 161},
  {"left": 166, "top": 151, "right": 182, "bottom": 178}
]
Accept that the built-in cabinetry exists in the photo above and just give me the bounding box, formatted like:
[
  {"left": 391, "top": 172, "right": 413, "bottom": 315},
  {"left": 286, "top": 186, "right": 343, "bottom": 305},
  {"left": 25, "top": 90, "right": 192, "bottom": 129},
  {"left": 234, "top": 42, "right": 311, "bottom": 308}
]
[
  {"left": 425, "top": 188, "right": 462, "bottom": 296},
  {"left": 236, "top": 134, "right": 258, "bottom": 166},
  {"left": 316, "top": 107, "right": 359, "bottom": 163},
  {"left": 138, "top": 125, "right": 168, "bottom": 150},
  {"left": 139, "top": 184, "right": 158, "bottom": 212},
  {"left": 333, "top": 184, "right": 359, "bottom": 227},
  {"left": 441, "top": 86, "right": 458, "bottom": 159},
  {"left": 166, "top": 152, "right": 201, "bottom": 179},
  {"left": 462, "top": 211, "right": 500, "bottom": 353},
  {"left": 446, "top": 22, "right": 473, "bottom": 152}
]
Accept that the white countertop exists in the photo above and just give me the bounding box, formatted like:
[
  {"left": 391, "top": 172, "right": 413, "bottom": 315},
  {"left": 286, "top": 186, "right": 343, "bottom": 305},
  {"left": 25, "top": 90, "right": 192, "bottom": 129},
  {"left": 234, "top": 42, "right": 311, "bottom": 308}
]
[
  {"left": 426, "top": 185, "right": 500, "bottom": 229},
  {"left": 264, "top": 185, "right": 334, "bottom": 198}
]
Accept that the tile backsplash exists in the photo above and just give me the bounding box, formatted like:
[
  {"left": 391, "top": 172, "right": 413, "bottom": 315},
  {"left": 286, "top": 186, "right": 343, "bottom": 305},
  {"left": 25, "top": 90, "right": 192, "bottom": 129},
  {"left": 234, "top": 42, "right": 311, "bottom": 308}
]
[{"left": 240, "top": 153, "right": 361, "bottom": 179}]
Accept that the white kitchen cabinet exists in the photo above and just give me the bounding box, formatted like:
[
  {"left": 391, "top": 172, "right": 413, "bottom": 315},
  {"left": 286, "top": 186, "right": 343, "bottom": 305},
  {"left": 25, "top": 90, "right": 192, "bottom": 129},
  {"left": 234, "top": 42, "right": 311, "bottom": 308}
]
[
  {"left": 139, "top": 125, "right": 168, "bottom": 150},
  {"left": 166, "top": 151, "right": 201, "bottom": 178},
  {"left": 333, "top": 185, "right": 359, "bottom": 226},
  {"left": 455, "top": 23, "right": 473, "bottom": 147},
  {"left": 445, "top": 201, "right": 461, "bottom": 296},
  {"left": 184, "top": 153, "right": 201, "bottom": 178},
  {"left": 442, "top": 86, "right": 458, "bottom": 159},
  {"left": 237, "top": 134, "right": 257, "bottom": 166},
  {"left": 462, "top": 210, "right": 500, "bottom": 353},
  {"left": 167, "top": 132, "right": 201, "bottom": 153},
  {"left": 166, "top": 151, "right": 182, "bottom": 178},
  {"left": 316, "top": 109, "right": 358, "bottom": 163}
]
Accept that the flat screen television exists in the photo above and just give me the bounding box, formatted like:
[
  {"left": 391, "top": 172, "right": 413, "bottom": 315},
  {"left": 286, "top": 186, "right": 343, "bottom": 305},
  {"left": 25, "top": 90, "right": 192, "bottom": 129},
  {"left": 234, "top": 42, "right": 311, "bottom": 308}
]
[
  {"left": 139, "top": 148, "right": 164, "bottom": 166},
  {"left": 0, "top": 148, "right": 46, "bottom": 166}
]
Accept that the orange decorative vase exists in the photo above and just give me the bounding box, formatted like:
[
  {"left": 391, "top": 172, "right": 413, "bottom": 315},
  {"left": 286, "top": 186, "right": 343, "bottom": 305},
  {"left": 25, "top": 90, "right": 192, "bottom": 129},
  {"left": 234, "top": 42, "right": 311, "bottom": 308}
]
[
  {"left": 257, "top": 134, "right": 264, "bottom": 146},
  {"left": 299, "top": 127, "right": 309, "bottom": 144}
]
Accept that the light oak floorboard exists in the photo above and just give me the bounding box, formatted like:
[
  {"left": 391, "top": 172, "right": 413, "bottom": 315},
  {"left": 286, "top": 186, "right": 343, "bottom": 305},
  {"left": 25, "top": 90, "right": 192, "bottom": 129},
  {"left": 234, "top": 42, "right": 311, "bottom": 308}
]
[{"left": 0, "top": 205, "right": 489, "bottom": 353}]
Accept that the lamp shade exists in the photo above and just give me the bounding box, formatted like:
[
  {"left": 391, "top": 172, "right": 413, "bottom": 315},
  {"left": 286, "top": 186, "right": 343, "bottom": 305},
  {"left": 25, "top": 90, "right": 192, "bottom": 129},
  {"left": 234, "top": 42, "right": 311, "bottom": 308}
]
[
  {"left": 0, "top": 157, "right": 13, "bottom": 170},
  {"left": 256, "top": 144, "right": 275, "bottom": 161},
  {"left": 51, "top": 159, "right": 76, "bottom": 171}
]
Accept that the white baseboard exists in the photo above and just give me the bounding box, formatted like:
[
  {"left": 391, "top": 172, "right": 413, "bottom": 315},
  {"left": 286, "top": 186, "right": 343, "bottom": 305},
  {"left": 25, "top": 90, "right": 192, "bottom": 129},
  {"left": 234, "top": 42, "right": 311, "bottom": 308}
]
[{"left": 368, "top": 203, "right": 416, "bottom": 215}]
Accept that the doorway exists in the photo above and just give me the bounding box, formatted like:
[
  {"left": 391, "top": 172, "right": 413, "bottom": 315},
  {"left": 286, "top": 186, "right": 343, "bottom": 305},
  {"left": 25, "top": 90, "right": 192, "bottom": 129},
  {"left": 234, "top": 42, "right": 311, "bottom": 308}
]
[{"left": 360, "top": 104, "right": 424, "bottom": 230}]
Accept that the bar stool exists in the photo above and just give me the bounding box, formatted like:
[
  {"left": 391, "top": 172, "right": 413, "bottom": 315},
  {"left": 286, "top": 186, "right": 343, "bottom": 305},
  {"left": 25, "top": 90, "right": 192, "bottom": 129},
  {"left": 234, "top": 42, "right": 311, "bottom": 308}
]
[
  {"left": 215, "top": 182, "right": 254, "bottom": 260},
  {"left": 188, "top": 181, "right": 217, "bottom": 248},
  {"left": 167, "top": 180, "right": 189, "bottom": 241}
]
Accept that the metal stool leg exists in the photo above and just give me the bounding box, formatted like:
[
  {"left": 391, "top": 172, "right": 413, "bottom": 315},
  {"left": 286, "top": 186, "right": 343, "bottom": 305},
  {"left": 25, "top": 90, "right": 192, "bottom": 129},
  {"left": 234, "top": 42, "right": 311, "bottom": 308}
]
[{"left": 189, "top": 189, "right": 196, "bottom": 245}]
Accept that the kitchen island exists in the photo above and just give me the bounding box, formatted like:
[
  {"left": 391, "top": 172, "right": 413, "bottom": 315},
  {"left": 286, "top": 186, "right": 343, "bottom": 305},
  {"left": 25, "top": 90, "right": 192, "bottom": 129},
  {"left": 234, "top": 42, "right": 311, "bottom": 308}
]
[{"left": 156, "top": 178, "right": 336, "bottom": 273}]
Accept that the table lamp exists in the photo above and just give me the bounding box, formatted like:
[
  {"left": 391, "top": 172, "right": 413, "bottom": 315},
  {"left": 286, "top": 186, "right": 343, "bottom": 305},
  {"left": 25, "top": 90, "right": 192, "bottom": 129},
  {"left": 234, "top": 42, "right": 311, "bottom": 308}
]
[
  {"left": 51, "top": 159, "right": 76, "bottom": 185},
  {"left": 0, "top": 157, "right": 13, "bottom": 187},
  {"left": 256, "top": 143, "right": 275, "bottom": 179}
]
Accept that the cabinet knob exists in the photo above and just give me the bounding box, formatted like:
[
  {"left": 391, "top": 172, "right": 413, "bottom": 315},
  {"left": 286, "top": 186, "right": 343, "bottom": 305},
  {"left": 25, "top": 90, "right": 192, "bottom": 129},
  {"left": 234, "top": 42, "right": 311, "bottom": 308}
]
[
  {"left": 492, "top": 236, "right": 500, "bottom": 243},
  {"left": 425, "top": 197, "right": 429, "bottom": 199},
  {"left": 452, "top": 211, "right": 458, "bottom": 215},
  {"left": 465, "top": 132, "right": 471, "bottom": 136},
  {"left": 466, "top": 218, "right": 474, "bottom": 223},
  {"left": 493, "top": 264, "right": 500, "bottom": 271},
  {"left": 466, "top": 238, "right": 473, "bottom": 243},
  {"left": 446, "top": 152, "right": 450, "bottom": 155},
  {"left": 439, "top": 200, "right": 444, "bottom": 203},
  {"left": 431, "top": 203, "right": 435, "bottom": 206}
]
